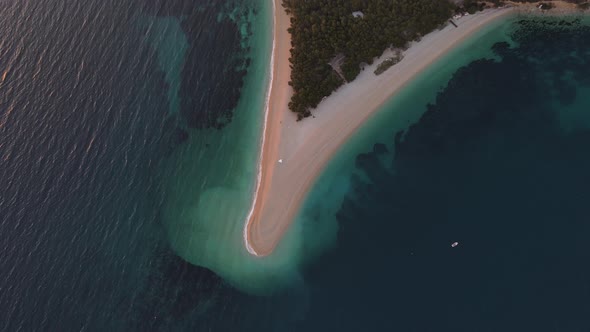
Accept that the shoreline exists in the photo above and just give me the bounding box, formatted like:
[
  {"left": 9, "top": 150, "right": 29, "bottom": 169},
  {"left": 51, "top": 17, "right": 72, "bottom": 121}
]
[
  {"left": 244, "top": 2, "right": 587, "bottom": 257},
  {"left": 505, "top": 1, "right": 583, "bottom": 14},
  {"left": 242, "top": 0, "right": 277, "bottom": 256},
  {"left": 244, "top": 5, "right": 514, "bottom": 257},
  {"left": 243, "top": 0, "right": 292, "bottom": 256}
]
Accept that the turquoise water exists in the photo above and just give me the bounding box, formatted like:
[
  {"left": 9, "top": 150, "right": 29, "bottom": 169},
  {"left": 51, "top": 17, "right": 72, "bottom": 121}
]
[
  {"left": 295, "top": 14, "right": 590, "bottom": 331},
  {"left": 0, "top": 0, "right": 287, "bottom": 329},
  {"left": 3, "top": 0, "right": 590, "bottom": 329},
  {"left": 295, "top": 13, "right": 515, "bottom": 251},
  {"left": 152, "top": 1, "right": 278, "bottom": 293}
]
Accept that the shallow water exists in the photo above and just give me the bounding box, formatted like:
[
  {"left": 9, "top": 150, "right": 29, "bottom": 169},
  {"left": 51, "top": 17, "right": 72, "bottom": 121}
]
[
  {"left": 2, "top": 1, "right": 590, "bottom": 330},
  {"left": 0, "top": 0, "right": 281, "bottom": 330},
  {"left": 297, "top": 14, "right": 590, "bottom": 331}
]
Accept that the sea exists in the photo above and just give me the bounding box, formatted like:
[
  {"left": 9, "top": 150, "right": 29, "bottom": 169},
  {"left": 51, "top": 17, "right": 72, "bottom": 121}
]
[{"left": 0, "top": 0, "right": 589, "bottom": 331}]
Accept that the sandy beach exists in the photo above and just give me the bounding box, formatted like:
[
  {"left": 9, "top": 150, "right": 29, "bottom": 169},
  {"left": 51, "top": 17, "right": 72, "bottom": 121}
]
[{"left": 245, "top": 4, "right": 522, "bottom": 256}]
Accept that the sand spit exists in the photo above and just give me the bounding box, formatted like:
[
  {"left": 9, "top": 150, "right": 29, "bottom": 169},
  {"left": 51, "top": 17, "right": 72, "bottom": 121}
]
[{"left": 244, "top": 6, "right": 520, "bottom": 256}]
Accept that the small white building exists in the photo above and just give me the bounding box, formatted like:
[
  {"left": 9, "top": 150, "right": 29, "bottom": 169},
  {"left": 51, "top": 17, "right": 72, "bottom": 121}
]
[{"left": 352, "top": 11, "right": 364, "bottom": 18}]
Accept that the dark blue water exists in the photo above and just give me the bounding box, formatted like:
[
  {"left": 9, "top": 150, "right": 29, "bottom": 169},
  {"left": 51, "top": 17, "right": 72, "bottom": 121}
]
[
  {"left": 0, "top": 0, "right": 296, "bottom": 330},
  {"left": 300, "top": 17, "right": 590, "bottom": 332},
  {"left": 2, "top": 1, "right": 590, "bottom": 331},
  {"left": 141, "top": 0, "right": 252, "bottom": 129},
  {"left": 0, "top": 0, "right": 168, "bottom": 329}
]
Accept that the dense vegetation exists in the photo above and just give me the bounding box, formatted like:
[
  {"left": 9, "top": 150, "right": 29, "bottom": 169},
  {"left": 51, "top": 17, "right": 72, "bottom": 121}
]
[
  {"left": 487, "top": 0, "right": 590, "bottom": 6},
  {"left": 282, "top": 0, "right": 454, "bottom": 119},
  {"left": 460, "top": 0, "right": 487, "bottom": 13},
  {"left": 282, "top": 0, "right": 589, "bottom": 119}
]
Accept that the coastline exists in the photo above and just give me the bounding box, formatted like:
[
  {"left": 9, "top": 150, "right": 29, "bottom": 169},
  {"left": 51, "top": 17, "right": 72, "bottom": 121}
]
[
  {"left": 505, "top": 1, "right": 581, "bottom": 14},
  {"left": 242, "top": 0, "right": 278, "bottom": 256},
  {"left": 243, "top": 0, "right": 293, "bottom": 256},
  {"left": 244, "top": 6, "right": 516, "bottom": 256},
  {"left": 245, "top": 2, "right": 588, "bottom": 257}
]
